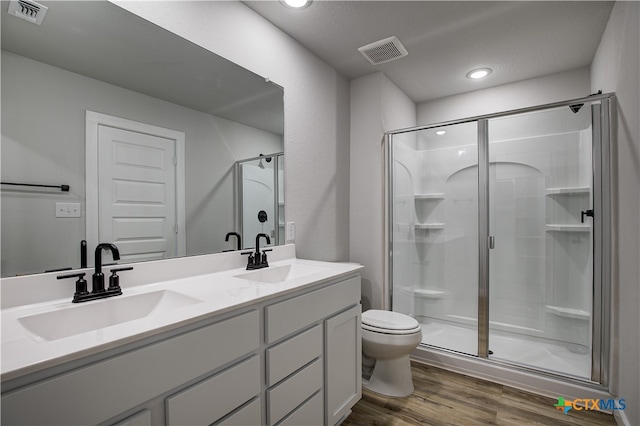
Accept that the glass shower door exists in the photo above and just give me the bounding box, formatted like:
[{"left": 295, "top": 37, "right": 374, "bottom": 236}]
[
  {"left": 391, "top": 121, "right": 479, "bottom": 356},
  {"left": 486, "top": 105, "right": 594, "bottom": 379},
  {"left": 237, "top": 155, "right": 279, "bottom": 249}
]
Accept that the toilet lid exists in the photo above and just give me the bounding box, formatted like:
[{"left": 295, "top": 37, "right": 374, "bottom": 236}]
[{"left": 362, "top": 310, "right": 419, "bottom": 331}]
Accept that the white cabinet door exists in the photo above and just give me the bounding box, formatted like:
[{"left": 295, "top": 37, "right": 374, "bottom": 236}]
[{"left": 325, "top": 304, "right": 361, "bottom": 426}]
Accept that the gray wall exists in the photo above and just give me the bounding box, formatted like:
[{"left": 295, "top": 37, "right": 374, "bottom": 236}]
[
  {"left": 417, "top": 67, "right": 591, "bottom": 124},
  {"left": 350, "top": 72, "right": 417, "bottom": 311},
  {"left": 1, "top": 51, "right": 282, "bottom": 276},
  {"left": 116, "top": 1, "right": 351, "bottom": 263},
  {"left": 591, "top": 2, "right": 640, "bottom": 425}
]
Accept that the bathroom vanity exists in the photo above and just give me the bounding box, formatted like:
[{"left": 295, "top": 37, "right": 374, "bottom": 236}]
[{"left": 1, "top": 245, "right": 362, "bottom": 425}]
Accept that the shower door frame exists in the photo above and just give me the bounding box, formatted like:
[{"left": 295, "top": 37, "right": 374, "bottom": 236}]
[
  {"left": 384, "top": 93, "right": 614, "bottom": 387},
  {"left": 235, "top": 152, "right": 284, "bottom": 248}
]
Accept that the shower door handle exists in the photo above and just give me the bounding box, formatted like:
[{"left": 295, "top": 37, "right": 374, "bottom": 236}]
[
  {"left": 488, "top": 236, "right": 495, "bottom": 249},
  {"left": 581, "top": 209, "right": 594, "bottom": 223}
]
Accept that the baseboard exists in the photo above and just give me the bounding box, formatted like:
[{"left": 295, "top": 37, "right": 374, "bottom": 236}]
[{"left": 614, "top": 409, "right": 630, "bottom": 426}]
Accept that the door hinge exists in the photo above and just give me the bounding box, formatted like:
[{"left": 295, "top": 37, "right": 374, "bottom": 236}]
[
  {"left": 488, "top": 236, "right": 495, "bottom": 249},
  {"left": 172, "top": 156, "right": 177, "bottom": 166},
  {"left": 174, "top": 224, "right": 179, "bottom": 234}
]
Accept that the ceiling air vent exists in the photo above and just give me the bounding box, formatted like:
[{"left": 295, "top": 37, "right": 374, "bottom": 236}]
[
  {"left": 7, "top": 0, "right": 48, "bottom": 26},
  {"left": 358, "top": 36, "right": 408, "bottom": 66}
]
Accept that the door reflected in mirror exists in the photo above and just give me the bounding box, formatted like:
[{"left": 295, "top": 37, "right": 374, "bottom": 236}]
[{"left": 1, "top": 1, "right": 284, "bottom": 277}]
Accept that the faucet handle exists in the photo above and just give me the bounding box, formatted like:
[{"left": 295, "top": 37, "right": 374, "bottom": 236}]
[
  {"left": 241, "top": 251, "right": 255, "bottom": 268},
  {"left": 107, "top": 266, "right": 133, "bottom": 292},
  {"left": 260, "top": 249, "right": 273, "bottom": 267},
  {"left": 109, "top": 266, "right": 134, "bottom": 273},
  {"left": 57, "top": 272, "right": 89, "bottom": 303},
  {"left": 108, "top": 267, "right": 133, "bottom": 292}
]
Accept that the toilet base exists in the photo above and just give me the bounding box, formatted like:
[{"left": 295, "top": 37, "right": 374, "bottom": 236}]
[{"left": 362, "top": 355, "right": 414, "bottom": 397}]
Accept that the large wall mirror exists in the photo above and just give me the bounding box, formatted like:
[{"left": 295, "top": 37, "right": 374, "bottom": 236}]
[{"left": 1, "top": 1, "right": 284, "bottom": 277}]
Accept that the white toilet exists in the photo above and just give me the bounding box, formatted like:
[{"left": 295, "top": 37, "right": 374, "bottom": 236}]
[{"left": 361, "top": 309, "right": 422, "bottom": 397}]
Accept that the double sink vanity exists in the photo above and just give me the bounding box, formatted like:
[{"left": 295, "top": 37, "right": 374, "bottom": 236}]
[{"left": 1, "top": 244, "right": 363, "bottom": 426}]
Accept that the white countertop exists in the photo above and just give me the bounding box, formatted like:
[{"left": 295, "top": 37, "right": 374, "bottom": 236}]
[{"left": 1, "top": 247, "right": 362, "bottom": 382}]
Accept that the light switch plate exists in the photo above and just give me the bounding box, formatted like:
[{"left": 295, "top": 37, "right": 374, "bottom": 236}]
[
  {"left": 286, "top": 222, "right": 295, "bottom": 242},
  {"left": 56, "top": 202, "right": 81, "bottom": 218}
]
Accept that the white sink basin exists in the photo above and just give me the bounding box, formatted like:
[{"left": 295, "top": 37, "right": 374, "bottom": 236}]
[
  {"left": 18, "top": 290, "right": 202, "bottom": 341},
  {"left": 234, "top": 264, "right": 326, "bottom": 283}
]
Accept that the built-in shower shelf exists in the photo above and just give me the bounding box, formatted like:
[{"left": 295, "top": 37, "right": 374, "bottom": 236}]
[
  {"left": 545, "top": 224, "right": 590, "bottom": 232},
  {"left": 546, "top": 305, "right": 590, "bottom": 320},
  {"left": 415, "top": 223, "right": 445, "bottom": 230},
  {"left": 545, "top": 186, "right": 590, "bottom": 195},
  {"left": 394, "top": 195, "right": 412, "bottom": 205},
  {"left": 414, "top": 288, "right": 451, "bottom": 299},
  {"left": 414, "top": 234, "right": 460, "bottom": 244},
  {"left": 415, "top": 193, "right": 445, "bottom": 200}
]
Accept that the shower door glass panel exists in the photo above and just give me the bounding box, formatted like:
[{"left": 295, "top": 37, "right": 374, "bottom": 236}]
[
  {"left": 237, "top": 157, "right": 277, "bottom": 249},
  {"left": 487, "top": 105, "right": 593, "bottom": 379},
  {"left": 391, "top": 122, "right": 478, "bottom": 356}
]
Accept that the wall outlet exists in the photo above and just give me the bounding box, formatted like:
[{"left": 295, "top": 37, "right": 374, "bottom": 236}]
[
  {"left": 286, "top": 222, "right": 295, "bottom": 242},
  {"left": 56, "top": 202, "right": 81, "bottom": 218}
]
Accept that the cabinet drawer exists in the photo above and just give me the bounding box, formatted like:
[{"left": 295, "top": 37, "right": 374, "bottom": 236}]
[
  {"left": 265, "top": 276, "right": 360, "bottom": 343},
  {"left": 267, "top": 358, "right": 322, "bottom": 426},
  {"left": 277, "top": 391, "right": 323, "bottom": 426},
  {"left": 266, "top": 325, "right": 322, "bottom": 386},
  {"left": 1, "top": 310, "right": 260, "bottom": 426},
  {"left": 111, "top": 409, "right": 151, "bottom": 426},
  {"left": 214, "top": 397, "right": 261, "bottom": 426},
  {"left": 166, "top": 355, "right": 260, "bottom": 425}
]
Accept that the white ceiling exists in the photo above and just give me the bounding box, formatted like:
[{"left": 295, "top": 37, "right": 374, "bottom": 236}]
[{"left": 245, "top": 1, "right": 615, "bottom": 103}]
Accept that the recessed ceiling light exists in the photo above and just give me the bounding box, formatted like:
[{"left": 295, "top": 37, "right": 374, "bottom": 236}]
[
  {"left": 281, "top": 0, "right": 312, "bottom": 8},
  {"left": 466, "top": 68, "right": 492, "bottom": 80},
  {"left": 435, "top": 130, "right": 447, "bottom": 136}
]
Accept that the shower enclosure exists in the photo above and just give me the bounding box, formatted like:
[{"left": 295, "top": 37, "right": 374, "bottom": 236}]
[
  {"left": 386, "top": 94, "right": 613, "bottom": 385},
  {"left": 235, "top": 153, "right": 284, "bottom": 249}
]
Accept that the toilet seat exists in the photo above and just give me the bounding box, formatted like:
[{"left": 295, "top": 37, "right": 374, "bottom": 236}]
[
  {"left": 362, "top": 310, "right": 421, "bottom": 335},
  {"left": 362, "top": 323, "right": 422, "bottom": 335}
]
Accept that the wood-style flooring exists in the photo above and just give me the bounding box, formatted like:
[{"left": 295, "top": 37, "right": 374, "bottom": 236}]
[{"left": 342, "top": 362, "right": 618, "bottom": 426}]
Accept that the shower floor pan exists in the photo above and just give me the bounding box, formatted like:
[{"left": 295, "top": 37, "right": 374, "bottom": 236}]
[{"left": 419, "top": 319, "right": 591, "bottom": 380}]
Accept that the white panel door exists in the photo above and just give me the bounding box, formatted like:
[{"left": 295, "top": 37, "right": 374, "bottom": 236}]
[{"left": 98, "top": 125, "right": 177, "bottom": 263}]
